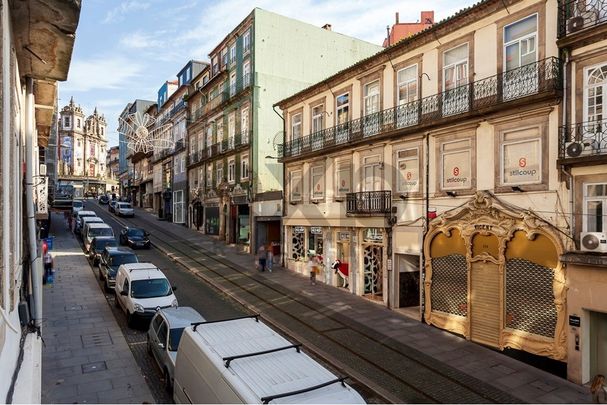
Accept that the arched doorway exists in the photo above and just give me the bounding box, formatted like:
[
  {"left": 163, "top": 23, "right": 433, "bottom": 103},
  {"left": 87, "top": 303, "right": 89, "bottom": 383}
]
[{"left": 423, "top": 192, "right": 566, "bottom": 360}]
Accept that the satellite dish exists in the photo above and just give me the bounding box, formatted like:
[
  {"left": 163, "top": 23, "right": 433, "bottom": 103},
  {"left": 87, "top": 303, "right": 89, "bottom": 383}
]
[{"left": 119, "top": 112, "right": 173, "bottom": 154}]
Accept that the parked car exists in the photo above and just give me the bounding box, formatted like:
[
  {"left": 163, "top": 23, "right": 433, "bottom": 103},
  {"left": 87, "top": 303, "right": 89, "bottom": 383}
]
[
  {"left": 108, "top": 200, "right": 117, "bottom": 213},
  {"left": 72, "top": 200, "right": 84, "bottom": 215},
  {"left": 84, "top": 223, "right": 115, "bottom": 253},
  {"left": 98, "top": 194, "right": 109, "bottom": 204},
  {"left": 114, "top": 263, "right": 178, "bottom": 327},
  {"left": 98, "top": 248, "right": 139, "bottom": 292},
  {"left": 74, "top": 210, "right": 96, "bottom": 235},
  {"left": 115, "top": 202, "right": 134, "bottom": 217},
  {"left": 79, "top": 216, "right": 103, "bottom": 239},
  {"left": 88, "top": 237, "right": 118, "bottom": 266},
  {"left": 147, "top": 307, "right": 204, "bottom": 392},
  {"left": 119, "top": 227, "right": 150, "bottom": 249}
]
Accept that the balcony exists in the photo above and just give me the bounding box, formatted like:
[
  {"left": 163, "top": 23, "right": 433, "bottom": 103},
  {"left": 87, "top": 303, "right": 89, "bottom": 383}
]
[
  {"left": 203, "top": 90, "right": 229, "bottom": 116},
  {"left": 558, "top": 0, "right": 607, "bottom": 39},
  {"left": 229, "top": 73, "right": 252, "bottom": 98},
  {"left": 174, "top": 139, "right": 185, "bottom": 152},
  {"left": 170, "top": 100, "right": 186, "bottom": 116},
  {"left": 346, "top": 191, "right": 392, "bottom": 216},
  {"left": 280, "top": 58, "right": 561, "bottom": 160},
  {"left": 558, "top": 119, "right": 607, "bottom": 164}
]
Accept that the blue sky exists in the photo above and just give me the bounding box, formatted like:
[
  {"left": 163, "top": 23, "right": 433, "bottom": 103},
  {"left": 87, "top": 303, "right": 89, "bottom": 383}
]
[{"left": 59, "top": 0, "right": 475, "bottom": 147}]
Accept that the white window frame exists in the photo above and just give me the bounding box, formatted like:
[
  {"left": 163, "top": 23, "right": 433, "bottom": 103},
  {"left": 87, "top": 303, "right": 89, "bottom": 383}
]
[
  {"left": 443, "top": 43, "right": 469, "bottom": 91},
  {"left": 336, "top": 93, "right": 349, "bottom": 124},
  {"left": 395, "top": 147, "right": 420, "bottom": 193},
  {"left": 397, "top": 64, "right": 418, "bottom": 105},
  {"left": 584, "top": 63, "right": 607, "bottom": 124},
  {"left": 311, "top": 165, "right": 325, "bottom": 200},
  {"left": 240, "top": 154, "right": 249, "bottom": 180},
  {"left": 335, "top": 161, "right": 352, "bottom": 197},
  {"left": 290, "top": 170, "right": 303, "bottom": 202},
  {"left": 207, "top": 165, "right": 212, "bottom": 188},
  {"left": 243, "top": 30, "right": 251, "bottom": 53},
  {"left": 503, "top": 14, "right": 538, "bottom": 72},
  {"left": 216, "top": 162, "right": 224, "bottom": 185},
  {"left": 363, "top": 80, "right": 380, "bottom": 116},
  {"left": 228, "top": 158, "right": 235, "bottom": 184},
  {"left": 499, "top": 126, "right": 542, "bottom": 186},
  {"left": 291, "top": 113, "right": 302, "bottom": 141},
  {"left": 583, "top": 182, "right": 607, "bottom": 233},
  {"left": 229, "top": 44, "right": 236, "bottom": 65},
  {"left": 230, "top": 71, "right": 237, "bottom": 96},
  {"left": 439, "top": 138, "right": 472, "bottom": 191},
  {"left": 311, "top": 104, "right": 324, "bottom": 134},
  {"left": 243, "top": 60, "right": 250, "bottom": 87}
]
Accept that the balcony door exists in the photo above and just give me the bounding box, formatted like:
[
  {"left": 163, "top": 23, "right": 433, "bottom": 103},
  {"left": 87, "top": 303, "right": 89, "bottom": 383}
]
[
  {"left": 503, "top": 14, "right": 538, "bottom": 100},
  {"left": 397, "top": 65, "right": 419, "bottom": 128},
  {"left": 585, "top": 64, "right": 607, "bottom": 145},
  {"left": 363, "top": 157, "right": 382, "bottom": 192},
  {"left": 363, "top": 81, "right": 381, "bottom": 137},
  {"left": 335, "top": 93, "right": 350, "bottom": 144},
  {"left": 443, "top": 44, "right": 469, "bottom": 116}
]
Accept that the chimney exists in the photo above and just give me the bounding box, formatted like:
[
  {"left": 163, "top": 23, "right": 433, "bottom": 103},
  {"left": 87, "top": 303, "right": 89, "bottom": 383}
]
[
  {"left": 421, "top": 11, "right": 434, "bottom": 25},
  {"left": 322, "top": 23, "right": 332, "bottom": 31},
  {"left": 395, "top": 12, "right": 399, "bottom": 24}
]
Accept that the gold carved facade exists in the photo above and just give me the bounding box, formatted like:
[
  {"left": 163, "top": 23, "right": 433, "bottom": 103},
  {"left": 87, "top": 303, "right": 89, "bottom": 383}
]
[{"left": 423, "top": 191, "right": 567, "bottom": 360}]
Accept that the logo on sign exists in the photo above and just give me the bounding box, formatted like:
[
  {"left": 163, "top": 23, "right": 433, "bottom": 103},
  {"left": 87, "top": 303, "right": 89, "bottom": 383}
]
[
  {"left": 406, "top": 172, "right": 412, "bottom": 180},
  {"left": 519, "top": 157, "right": 527, "bottom": 168},
  {"left": 453, "top": 167, "right": 460, "bottom": 176}
]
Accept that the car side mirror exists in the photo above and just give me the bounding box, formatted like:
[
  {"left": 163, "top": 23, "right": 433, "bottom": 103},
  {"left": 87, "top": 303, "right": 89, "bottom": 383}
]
[
  {"left": 120, "top": 290, "right": 128, "bottom": 296},
  {"left": 171, "top": 286, "right": 177, "bottom": 291}
]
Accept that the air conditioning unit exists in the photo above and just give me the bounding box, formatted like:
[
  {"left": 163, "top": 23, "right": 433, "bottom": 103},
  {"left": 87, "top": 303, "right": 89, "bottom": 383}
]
[
  {"left": 568, "top": 10, "right": 598, "bottom": 33},
  {"left": 565, "top": 140, "right": 601, "bottom": 157},
  {"left": 580, "top": 232, "right": 607, "bottom": 252}
]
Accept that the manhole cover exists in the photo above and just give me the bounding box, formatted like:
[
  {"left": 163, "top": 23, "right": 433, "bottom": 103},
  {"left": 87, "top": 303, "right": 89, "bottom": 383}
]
[
  {"left": 81, "top": 361, "right": 107, "bottom": 374},
  {"left": 81, "top": 331, "right": 113, "bottom": 348}
]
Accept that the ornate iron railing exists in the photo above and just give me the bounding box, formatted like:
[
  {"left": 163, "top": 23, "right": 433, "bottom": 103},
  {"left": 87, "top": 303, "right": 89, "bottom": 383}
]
[
  {"left": 558, "top": 0, "right": 607, "bottom": 38},
  {"left": 170, "top": 100, "right": 186, "bottom": 116},
  {"left": 229, "top": 73, "right": 252, "bottom": 98},
  {"left": 203, "top": 89, "right": 229, "bottom": 115},
  {"left": 281, "top": 58, "right": 561, "bottom": 159},
  {"left": 346, "top": 191, "right": 392, "bottom": 215},
  {"left": 559, "top": 119, "right": 607, "bottom": 159}
]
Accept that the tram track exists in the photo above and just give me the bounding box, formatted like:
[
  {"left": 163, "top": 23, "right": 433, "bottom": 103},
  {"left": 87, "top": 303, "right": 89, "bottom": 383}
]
[{"left": 97, "top": 206, "right": 521, "bottom": 404}]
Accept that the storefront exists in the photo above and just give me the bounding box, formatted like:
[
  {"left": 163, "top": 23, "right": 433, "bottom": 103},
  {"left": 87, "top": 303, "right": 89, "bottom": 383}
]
[
  {"left": 360, "top": 227, "right": 386, "bottom": 301},
  {"left": 205, "top": 203, "right": 219, "bottom": 235},
  {"left": 423, "top": 192, "right": 566, "bottom": 361}
]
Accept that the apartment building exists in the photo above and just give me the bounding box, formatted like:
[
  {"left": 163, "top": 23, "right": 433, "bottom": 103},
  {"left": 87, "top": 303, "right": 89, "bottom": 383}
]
[
  {"left": 557, "top": 0, "right": 607, "bottom": 384},
  {"left": 277, "top": 0, "right": 569, "bottom": 368},
  {"left": 186, "top": 8, "right": 383, "bottom": 252}
]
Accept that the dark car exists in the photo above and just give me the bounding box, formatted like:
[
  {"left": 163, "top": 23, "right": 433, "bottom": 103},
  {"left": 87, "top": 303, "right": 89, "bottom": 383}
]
[
  {"left": 98, "top": 248, "right": 139, "bottom": 291},
  {"left": 119, "top": 227, "right": 150, "bottom": 249},
  {"left": 89, "top": 237, "right": 118, "bottom": 266},
  {"left": 98, "top": 195, "right": 109, "bottom": 204},
  {"left": 108, "top": 200, "right": 117, "bottom": 213}
]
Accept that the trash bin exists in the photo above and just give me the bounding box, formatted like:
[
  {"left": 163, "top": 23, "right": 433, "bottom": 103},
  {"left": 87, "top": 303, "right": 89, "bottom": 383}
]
[{"left": 45, "top": 237, "right": 54, "bottom": 250}]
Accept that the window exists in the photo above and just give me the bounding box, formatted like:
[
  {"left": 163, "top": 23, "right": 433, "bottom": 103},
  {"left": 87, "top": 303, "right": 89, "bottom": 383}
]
[
  {"left": 290, "top": 170, "right": 302, "bottom": 202},
  {"left": 243, "top": 30, "right": 251, "bottom": 53},
  {"left": 217, "top": 120, "right": 224, "bottom": 143},
  {"left": 221, "top": 48, "right": 228, "bottom": 67},
  {"left": 241, "top": 154, "right": 249, "bottom": 180},
  {"left": 216, "top": 161, "right": 223, "bottom": 184},
  {"left": 397, "top": 65, "right": 418, "bottom": 105},
  {"left": 228, "top": 113, "right": 236, "bottom": 149},
  {"left": 181, "top": 156, "right": 186, "bottom": 173},
  {"left": 440, "top": 138, "right": 472, "bottom": 191},
  {"left": 311, "top": 105, "right": 324, "bottom": 134},
  {"left": 64, "top": 116, "right": 70, "bottom": 128},
  {"left": 584, "top": 183, "right": 607, "bottom": 232},
  {"left": 335, "top": 93, "right": 349, "bottom": 143},
  {"left": 335, "top": 161, "right": 351, "bottom": 197},
  {"left": 173, "top": 190, "right": 184, "bottom": 223},
  {"left": 363, "top": 81, "right": 380, "bottom": 115},
  {"left": 311, "top": 165, "right": 325, "bottom": 200},
  {"left": 243, "top": 61, "right": 250, "bottom": 87},
  {"left": 228, "top": 158, "right": 235, "bottom": 183},
  {"left": 212, "top": 55, "right": 219, "bottom": 75},
  {"left": 76, "top": 118, "right": 81, "bottom": 129},
  {"left": 77, "top": 139, "right": 81, "bottom": 147},
  {"left": 585, "top": 64, "right": 607, "bottom": 125},
  {"left": 291, "top": 113, "right": 302, "bottom": 141},
  {"left": 241, "top": 107, "right": 249, "bottom": 135},
  {"left": 500, "top": 127, "right": 541, "bottom": 186},
  {"left": 504, "top": 15, "right": 537, "bottom": 72},
  {"left": 396, "top": 148, "right": 420, "bottom": 193},
  {"left": 230, "top": 71, "right": 237, "bottom": 96},
  {"left": 362, "top": 155, "right": 382, "bottom": 192},
  {"left": 207, "top": 165, "right": 212, "bottom": 188},
  {"left": 444, "top": 44, "right": 468, "bottom": 90},
  {"left": 229, "top": 44, "right": 236, "bottom": 64}
]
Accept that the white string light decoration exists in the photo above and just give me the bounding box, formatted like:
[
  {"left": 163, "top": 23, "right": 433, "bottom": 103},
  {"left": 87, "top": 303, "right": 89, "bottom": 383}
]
[{"left": 119, "top": 112, "right": 174, "bottom": 153}]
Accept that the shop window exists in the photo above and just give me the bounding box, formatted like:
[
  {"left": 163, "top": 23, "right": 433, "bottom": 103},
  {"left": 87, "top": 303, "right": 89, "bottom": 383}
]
[
  {"left": 439, "top": 138, "right": 472, "bottom": 191},
  {"left": 395, "top": 147, "right": 420, "bottom": 193},
  {"left": 290, "top": 170, "right": 302, "bottom": 202},
  {"left": 292, "top": 228, "right": 305, "bottom": 260},
  {"left": 429, "top": 229, "right": 468, "bottom": 316},
  {"left": 584, "top": 183, "right": 607, "bottom": 232},
  {"left": 500, "top": 126, "right": 541, "bottom": 186},
  {"left": 308, "top": 227, "right": 323, "bottom": 256}
]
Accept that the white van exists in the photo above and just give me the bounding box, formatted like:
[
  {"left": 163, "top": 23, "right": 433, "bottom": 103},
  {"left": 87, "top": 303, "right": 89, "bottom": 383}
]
[
  {"left": 80, "top": 216, "right": 103, "bottom": 239},
  {"left": 173, "top": 315, "right": 365, "bottom": 404},
  {"left": 84, "top": 223, "right": 114, "bottom": 253}
]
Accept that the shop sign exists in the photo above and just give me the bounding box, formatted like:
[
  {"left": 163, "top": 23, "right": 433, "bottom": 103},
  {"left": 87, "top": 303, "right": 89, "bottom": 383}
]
[
  {"left": 442, "top": 150, "right": 471, "bottom": 190},
  {"left": 294, "top": 226, "right": 305, "bottom": 234},
  {"left": 502, "top": 139, "right": 541, "bottom": 185},
  {"left": 338, "top": 232, "right": 350, "bottom": 241},
  {"left": 35, "top": 177, "right": 48, "bottom": 218},
  {"left": 364, "top": 228, "right": 383, "bottom": 242},
  {"left": 569, "top": 315, "right": 581, "bottom": 327},
  {"left": 310, "top": 226, "right": 322, "bottom": 235}
]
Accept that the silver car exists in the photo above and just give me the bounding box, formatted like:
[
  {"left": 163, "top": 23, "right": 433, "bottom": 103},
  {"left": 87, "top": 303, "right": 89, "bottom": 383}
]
[
  {"left": 147, "top": 307, "right": 204, "bottom": 392},
  {"left": 115, "top": 202, "right": 134, "bottom": 217}
]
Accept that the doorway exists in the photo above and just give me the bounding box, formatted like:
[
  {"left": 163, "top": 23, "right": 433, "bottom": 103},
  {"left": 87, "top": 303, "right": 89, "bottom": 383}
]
[
  {"left": 396, "top": 254, "right": 420, "bottom": 308},
  {"left": 336, "top": 241, "right": 350, "bottom": 288},
  {"left": 363, "top": 244, "right": 383, "bottom": 297},
  {"left": 590, "top": 311, "right": 607, "bottom": 379}
]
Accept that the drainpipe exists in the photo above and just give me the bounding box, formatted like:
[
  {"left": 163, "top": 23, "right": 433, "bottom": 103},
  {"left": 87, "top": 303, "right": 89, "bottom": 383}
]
[
  {"left": 421, "top": 132, "right": 430, "bottom": 322},
  {"left": 560, "top": 50, "right": 575, "bottom": 247},
  {"left": 1, "top": 0, "right": 20, "bottom": 333},
  {"left": 25, "top": 77, "right": 43, "bottom": 329},
  {"left": 272, "top": 105, "right": 285, "bottom": 267}
]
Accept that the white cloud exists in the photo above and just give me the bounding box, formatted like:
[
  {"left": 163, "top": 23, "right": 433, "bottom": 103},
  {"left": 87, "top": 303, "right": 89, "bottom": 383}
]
[
  {"left": 61, "top": 57, "right": 143, "bottom": 92},
  {"left": 103, "top": 0, "right": 151, "bottom": 24},
  {"left": 119, "top": 31, "right": 165, "bottom": 49}
]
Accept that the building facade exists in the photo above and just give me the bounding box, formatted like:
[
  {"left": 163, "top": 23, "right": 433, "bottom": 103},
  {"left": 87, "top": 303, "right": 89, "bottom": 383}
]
[
  {"left": 557, "top": 0, "right": 607, "bottom": 384},
  {"left": 57, "top": 99, "right": 108, "bottom": 198},
  {"left": 186, "top": 8, "right": 383, "bottom": 253},
  {"left": 278, "top": 0, "right": 572, "bottom": 371}
]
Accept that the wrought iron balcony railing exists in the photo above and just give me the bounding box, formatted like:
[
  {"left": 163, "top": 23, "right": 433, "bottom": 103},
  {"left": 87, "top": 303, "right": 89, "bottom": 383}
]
[
  {"left": 229, "top": 73, "right": 252, "bottom": 98},
  {"left": 281, "top": 58, "right": 561, "bottom": 160},
  {"left": 558, "top": 0, "right": 607, "bottom": 38},
  {"left": 559, "top": 118, "right": 607, "bottom": 160},
  {"left": 170, "top": 100, "right": 186, "bottom": 116},
  {"left": 346, "top": 191, "right": 392, "bottom": 216},
  {"left": 203, "top": 90, "right": 229, "bottom": 116},
  {"left": 174, "top": 139, "right": 185, "bottom": 152}
]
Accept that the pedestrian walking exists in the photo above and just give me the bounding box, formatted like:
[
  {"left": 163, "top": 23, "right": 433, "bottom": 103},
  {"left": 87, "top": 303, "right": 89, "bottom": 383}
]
[
  {"left": 267, "top": 244, "right": 273, "bottom": 272},
  {"left": 43, "top": 251, "right": 53, "bottom": 285},
  {"left": 591, "top": 375, "right": 607, "bottom": 404},
  {"left": 308, "top": 254, "right": 317, "bottom": 285},
  {"left": 257, "top": 245, "right": 266, "bottom": 272}
]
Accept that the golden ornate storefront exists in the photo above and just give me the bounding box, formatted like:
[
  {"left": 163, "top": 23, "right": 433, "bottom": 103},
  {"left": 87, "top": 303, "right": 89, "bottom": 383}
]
[{"left": 423, "top": 192, "right": 567, "bottom": 360}]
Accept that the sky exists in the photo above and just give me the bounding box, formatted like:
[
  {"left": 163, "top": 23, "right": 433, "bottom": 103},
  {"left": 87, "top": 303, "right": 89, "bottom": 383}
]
[{"left": 59, "top": 0, "right": 476, "bottom": 148}]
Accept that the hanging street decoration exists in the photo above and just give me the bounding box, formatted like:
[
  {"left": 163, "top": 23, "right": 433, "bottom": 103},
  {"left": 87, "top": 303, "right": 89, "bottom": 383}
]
[{"left": 119, "top": 112, "right": 174, "bottom": 153}]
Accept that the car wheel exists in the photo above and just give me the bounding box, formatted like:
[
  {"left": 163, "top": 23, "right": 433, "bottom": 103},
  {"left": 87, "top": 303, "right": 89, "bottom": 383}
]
[
  {"left": 98, "top": 268, "right": 104, "bottom": 281},
  {"left": 114, "top": 295, "right": 120, "bottom": 308},
  {"left": 163, "top": 368, "right": 172, "bottom": 393},
  {"left": 127, "top": 312, "right": 135, "bottom": 328},
  {"left": 146, "top": 336, "right": 152, "bottom": 355}
]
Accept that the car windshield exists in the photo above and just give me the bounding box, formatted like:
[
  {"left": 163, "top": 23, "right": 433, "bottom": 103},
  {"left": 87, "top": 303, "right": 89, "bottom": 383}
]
[
  {"left": 127, "top": 229, "right": 144, "bottom": 237},
  {"left": 168, "top": 327, "right": 185, "bottom": 351},
  {"left": 94, "top": 239, "right": 116, "bottom": 250},
  {"left": 120, "top": 203, "right": 133, "bottom": 209},
  {"left": 111, "top": 253, "right": 138, "bottom": 267},
  {"left": 131, "top": 279, "right": 171, "bottom": 299},
  {"left": 73, "top": 201, "right": 83, "bottom": 208},
  {"left": 90, "top": 228, "right": 113, "bottom": 238}
]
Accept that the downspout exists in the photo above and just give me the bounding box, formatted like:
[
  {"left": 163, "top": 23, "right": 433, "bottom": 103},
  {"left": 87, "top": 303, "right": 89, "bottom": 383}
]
[
  {"left": 421, "top": 132, "right": 430, "bottom": 322},
  {"left": 272, "top": 105, "right": 285, "bottom": 267},
  {"left": 25, "top": 77, "right": 42, "bottom": 329},
  {"left": 1, "top": 0, "right": 20, "bottom": 333},
  {"left": 560, "top": 50, "right": 575, "bottom": 246}
]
